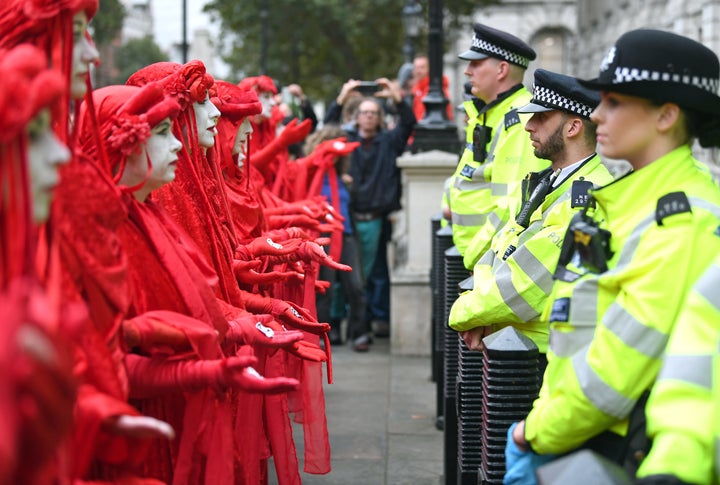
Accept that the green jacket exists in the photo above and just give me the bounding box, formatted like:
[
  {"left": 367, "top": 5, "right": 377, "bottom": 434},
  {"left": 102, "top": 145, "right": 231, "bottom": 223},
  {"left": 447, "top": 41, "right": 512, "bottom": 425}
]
[
  {"left": 525, "top": 145, "right": 720, "bottom": 455},
  {"left": 449, "top": 85, "right": 548, "bottom": 259},
  {"left": 637, "top": 254, "right": 720, "bottom": 484},
  {"left": 449, "top": 154, "right": 613, "bottom": 353}
]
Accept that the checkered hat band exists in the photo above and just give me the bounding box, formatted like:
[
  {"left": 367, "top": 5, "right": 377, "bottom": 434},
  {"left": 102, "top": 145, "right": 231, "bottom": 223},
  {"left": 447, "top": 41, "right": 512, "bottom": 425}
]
[
  {"left": 613, "top": 66, "right": 720, "bottom": 93},
  {"left": 471, "top": 35, "right": 530, "bottom": 68},
  {"left": 532, "top": 85, "right": 594, "bottom": 118}
]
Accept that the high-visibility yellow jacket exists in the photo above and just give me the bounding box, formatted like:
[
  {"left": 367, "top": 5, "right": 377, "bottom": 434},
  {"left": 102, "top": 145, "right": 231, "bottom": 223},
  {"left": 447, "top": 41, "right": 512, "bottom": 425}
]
[
  {"left": 449, "top": 85, "right": 549, "bottom": 259},
  {"left": 524, "top": 145, "right": 720, "bottom": 455},
  {"left": 448, "top": 154, "right": 613, "bottom": 353},
  {"left": 636, "top": 255, "right": 720, "bottom": 484}
]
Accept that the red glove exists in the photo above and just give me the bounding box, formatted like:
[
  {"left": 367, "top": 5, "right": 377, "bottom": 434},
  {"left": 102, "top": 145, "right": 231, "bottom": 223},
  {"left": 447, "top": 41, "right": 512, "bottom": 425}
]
[
  {"left": 230, "top": 315, "right": 327, "bottom": 362},
  {"left": 277, "top": 117, "right": 313, "bottom": 147},
  {"left": 267, "top": 241, "right": 352, "bottom": 272},
  {"left": 123, "top": 315, "right": 195, "bottom": 354},
  {"left": 242, "top": 292, "right": 330, "bottom": 335},
  {"left": 314, "top": 279, "right": 331, "bottom": 294},
  {"left": 229, "top": 347, "right": 300, "bottom": 394},
  {"left": 235, "top": 236, "right": 303, "bottom": 260},
  {"left": 232, "top": 259, "right": 303, "bottom": 286},
  {"left": 225, "top": 314, "right": 304, "bottom": 349},
  {"left": 266, "top": 213, "right": 322, "bottom": 230},
  {"left": 251, "top": 118, "right": 313, "bottom": 169},
  {"left": 263, "top": 227, "right": 313, "bottom": 241},
  {"left": 125, "top": 353, "right": 258, "bottom": 398}
]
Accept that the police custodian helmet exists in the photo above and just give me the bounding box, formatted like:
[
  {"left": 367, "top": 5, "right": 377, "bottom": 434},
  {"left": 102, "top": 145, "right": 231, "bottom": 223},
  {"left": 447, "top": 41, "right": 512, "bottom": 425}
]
[
  {"left": 518, "top": 69, "right": 600, "bottom": 120},
  {"left": 579, "top": 29, "right": 720, "bottom": 116},
  {"left": 458, "top": 23, "right": 536, "bottom": 69}
]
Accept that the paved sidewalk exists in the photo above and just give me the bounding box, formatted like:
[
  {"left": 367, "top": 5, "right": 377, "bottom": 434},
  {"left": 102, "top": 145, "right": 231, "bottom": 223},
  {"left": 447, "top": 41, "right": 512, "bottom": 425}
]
[{"left": 271, "top": 338, "right": 444, "bottom": 484}]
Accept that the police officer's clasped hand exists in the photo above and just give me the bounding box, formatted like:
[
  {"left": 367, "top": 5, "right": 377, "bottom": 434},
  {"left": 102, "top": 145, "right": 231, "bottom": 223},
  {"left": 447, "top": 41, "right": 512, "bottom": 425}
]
[{"left": 503, "top": 422, "right": 555, "bottom": 485}]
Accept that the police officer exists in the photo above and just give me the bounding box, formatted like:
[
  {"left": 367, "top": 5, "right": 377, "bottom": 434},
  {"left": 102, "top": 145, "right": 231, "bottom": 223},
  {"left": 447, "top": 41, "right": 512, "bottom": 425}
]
[
  {"left": 449, "top": 69, "right": 613, "bottom": 358},
  {"left": 449, "top": 23, "right": 549, "bottom": 268},
  {"left": 635, "top": 254, "right": 720, "bottom": 485},
  {"left": 506, "top": 29, "right": 720, "bottom": 485}
]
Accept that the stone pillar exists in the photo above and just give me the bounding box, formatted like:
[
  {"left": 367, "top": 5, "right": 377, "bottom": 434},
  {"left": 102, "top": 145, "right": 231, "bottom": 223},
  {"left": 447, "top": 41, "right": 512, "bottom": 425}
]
[{"left": 391, "top": 150, "right": 457, "bottom": 355}]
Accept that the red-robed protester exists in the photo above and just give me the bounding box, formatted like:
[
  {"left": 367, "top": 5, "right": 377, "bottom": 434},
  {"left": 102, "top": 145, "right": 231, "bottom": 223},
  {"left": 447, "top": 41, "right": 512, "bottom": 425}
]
[
  {"left": 0, "top": 1, "right": 176, "bottom": 482},
  {"left": 0, "top": 43, "right": 77, "bottom": 485}
]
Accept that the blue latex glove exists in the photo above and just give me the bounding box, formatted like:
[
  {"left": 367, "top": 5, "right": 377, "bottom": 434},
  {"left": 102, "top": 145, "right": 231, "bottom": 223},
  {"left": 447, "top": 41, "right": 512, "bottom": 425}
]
[{"left": 503, "top": 422, "right": 556, "bottom": 485}]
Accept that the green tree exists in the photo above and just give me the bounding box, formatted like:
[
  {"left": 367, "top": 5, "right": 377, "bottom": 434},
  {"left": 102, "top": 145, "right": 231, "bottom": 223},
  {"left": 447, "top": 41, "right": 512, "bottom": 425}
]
[
  {"left": 91, "top": 0, "right": 126, "bottom": 46},
  {"left": 204, "top": 0, "right": 496, "bottom": 101},
  {"left": 113, "top": 36, "right": 169, "bottom": 84}
]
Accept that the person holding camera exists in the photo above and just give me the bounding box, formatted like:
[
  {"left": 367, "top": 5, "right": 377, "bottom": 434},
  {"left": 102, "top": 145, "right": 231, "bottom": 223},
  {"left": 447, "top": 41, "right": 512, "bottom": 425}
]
[{"left": 324, "top": 78, "right": 416, "bottom": 349}]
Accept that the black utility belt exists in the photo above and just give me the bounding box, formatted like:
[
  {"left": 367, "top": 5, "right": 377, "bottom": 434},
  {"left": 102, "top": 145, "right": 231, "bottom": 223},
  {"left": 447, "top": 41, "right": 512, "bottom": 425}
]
[{"left": 353, "top": 211, "right": 384, "bottom": 221}]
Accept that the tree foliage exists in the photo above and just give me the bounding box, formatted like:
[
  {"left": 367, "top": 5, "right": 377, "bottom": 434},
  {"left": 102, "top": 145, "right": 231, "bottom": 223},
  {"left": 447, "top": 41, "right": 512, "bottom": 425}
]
[
  {"left": 204, "top": 0, "right": 496, "bottom": 101},
  {"left": 92, "top": 0, "right": 126, "bottom": 46},
  {"left": 113, "top": 36, "right": 169, "bottom": 84}
]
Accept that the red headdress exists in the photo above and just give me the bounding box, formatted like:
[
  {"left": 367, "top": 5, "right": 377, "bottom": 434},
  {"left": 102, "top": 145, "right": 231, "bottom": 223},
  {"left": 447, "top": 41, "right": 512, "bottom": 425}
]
[
  {"left": 0, "top": 0, "right": 99, "bottom": 143},
  {"left": 127, "top": 61, "right": 247, "bottom": 307},
  {"left": 0, "top": 45, "right": 65, "bottom": 288},
  {"left": 76, "top": 83, "right": 181, "bottom": 189},
  {"left": 237, "top": 75, "right": 277, "bottom": 95},
  {"left": 212, "top": 81, "right": 267, "bottom": 239}
]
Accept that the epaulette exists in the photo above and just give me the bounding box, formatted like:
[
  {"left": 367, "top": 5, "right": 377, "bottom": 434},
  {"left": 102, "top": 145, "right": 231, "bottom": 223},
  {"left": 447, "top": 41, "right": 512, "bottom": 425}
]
[
  {"left": 504, "top": 109, "right": 520, "bottom": 130},
  {"left": 656, "top": 191, "right": 691, "bottom": 225},
  {"left": 571, "top": 180, "right": 595, "bottom": 208}
]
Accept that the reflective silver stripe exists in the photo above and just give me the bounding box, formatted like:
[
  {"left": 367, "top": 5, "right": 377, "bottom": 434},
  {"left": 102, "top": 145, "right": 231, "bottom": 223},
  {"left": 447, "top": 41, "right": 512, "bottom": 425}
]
[
  {"left": 570, "top": 278, "right": 599, "bottom": 325},
  {"left": 491, "top": 183, "right": 508, "bottom": 197},
  {"left": 453, "top": 165, "right": 491, "bottom": 192},
  {"left": 479, "top": 248, "right": 495, "bottom": 266},
  {"left": 486, "top": 117, "right": 507, "bottom": 164},
  {"left": 452, "top": 212, "right": 488, "bottom": 227},
  {"left": 657, "top": 354, "right": 712, "bottom": 389},
  {"left": 572, "top": 347, "right": 636, "bottom": 419},
  {"left": 495, "top": 263, "right": 539, "bottom": 321},
  {"left": 550, "top": 329, "right": 596, "bottom": 358},
  {"left": 602, "top": 302, "right": 669, "bottom": 359},
  {"left": 695, "top": 263, "right": 720, "bottom": 314},
  {"left": 512, "top": 245, "right": 555, "bottom": 295},
  {"left": 488, "top": 211, "right": 503, "bottom": 230},
  {"left": 550, "top": 282, "right": 599, "bottom": 357}
]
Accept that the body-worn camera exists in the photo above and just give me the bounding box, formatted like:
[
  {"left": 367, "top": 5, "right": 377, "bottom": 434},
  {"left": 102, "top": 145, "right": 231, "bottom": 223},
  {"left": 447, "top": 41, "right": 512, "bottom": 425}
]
[
  {"left": 556, "top": 206, "right": 613, "bottom": 276},
  {"left": 472, "top": 124, "right": 491, "bottom": 164},
  {"left": 355, "top": 81, "right": 379, "bottom": 95}
]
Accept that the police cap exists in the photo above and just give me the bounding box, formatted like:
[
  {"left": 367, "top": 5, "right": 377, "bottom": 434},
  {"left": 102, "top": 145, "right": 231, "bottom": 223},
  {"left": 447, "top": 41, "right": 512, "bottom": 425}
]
[
  {"left": 518, "top": 69, "right": 600, "bottom": 120},
  {"left": 579, "top": 29, "right": 720, "bottom": 115},
  {"left": 458, "top": 23, "right": 536, "bottom": 68}
]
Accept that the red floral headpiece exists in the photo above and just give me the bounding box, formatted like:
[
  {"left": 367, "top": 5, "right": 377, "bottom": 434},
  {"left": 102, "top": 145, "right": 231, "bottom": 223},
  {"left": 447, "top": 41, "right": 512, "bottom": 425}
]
[
  {"left": 127, "top": 60, "right": 216, "bottom": 110},
  {"left": 0, "top": 45, "right": 65, "bottom": 142},
  {"left": 213, "top": 81, "right": 262, "bottom": 122},
  {"left": 78, "top": 83, "right": 181, "bottom": 171},
  {"left": 238, "top": 75, "right": 278, "bottom": 95},
  {"left": 0, "top": 0, "right": 98, "bottom": 48}
]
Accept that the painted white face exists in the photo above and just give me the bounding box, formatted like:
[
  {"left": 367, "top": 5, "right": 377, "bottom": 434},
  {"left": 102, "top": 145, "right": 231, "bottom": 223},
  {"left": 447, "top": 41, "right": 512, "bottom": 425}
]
[
  {"left": 71, "top": 11, "right": 99, "bottom": 100},
  {"left": 233, "top": 118, "right": 253, "bottom": 168},
  {"left": 258, "top": 91, "right": 276, "bottom": 119},
  {"left": 27, "top": 109, "right": 71, "bottom": 223},
  {"left": 193, "top": 93, "right": 221, "bottom": 148},
  {"left": 145, "top": 118, "right": 183, "bottom": 190}
]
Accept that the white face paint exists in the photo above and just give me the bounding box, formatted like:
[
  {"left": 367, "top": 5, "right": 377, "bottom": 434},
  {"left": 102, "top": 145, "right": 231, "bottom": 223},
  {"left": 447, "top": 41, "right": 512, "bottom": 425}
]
[
  {"left": 145, "top": 118, "right": 182, "bottom": 190},
  {"left": 118, "top": 118, "right": 182, "bottom": 201},
  {"left": 27, "top": 109, "right": 71, "bottom": 223},
  {"left": 71, "top": 11, "right": 99, "bottom": 100},
  {"left": 258, "top": 91, "right": 276, "bottom": 119},
  {"left": 193, "top": 93, "right": 221, "bottom": 148},
  {"left": 233, "top": 118, "right": 253, "bottom": 168}
]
